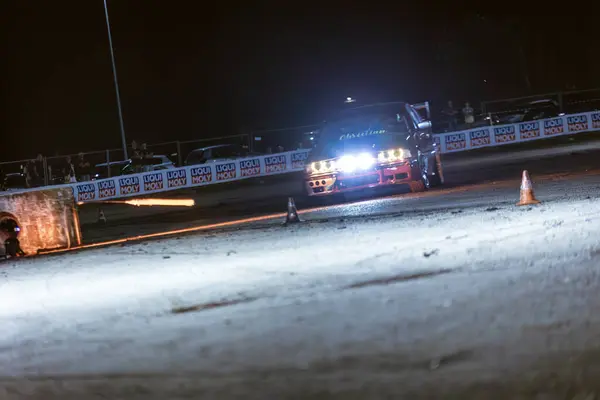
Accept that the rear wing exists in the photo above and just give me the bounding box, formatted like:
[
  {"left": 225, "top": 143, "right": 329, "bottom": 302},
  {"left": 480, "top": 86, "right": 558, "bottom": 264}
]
[{"left": 411, "top": 101, "right": 431, "bottom": 121}]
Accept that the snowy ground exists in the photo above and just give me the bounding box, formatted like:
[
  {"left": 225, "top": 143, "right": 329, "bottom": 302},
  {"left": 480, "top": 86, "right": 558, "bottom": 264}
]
[{"left": 3, "top": 171, "right": 600, "bottom": 398}]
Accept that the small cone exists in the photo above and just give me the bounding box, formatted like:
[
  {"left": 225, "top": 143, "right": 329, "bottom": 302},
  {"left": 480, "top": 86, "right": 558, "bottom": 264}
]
[
  {"left": 517, "top": 170, "right": 540, "bottom": 206},
  {"left": 97, "top": 208, "right": 107, "bottom": 224},
  {"left": 285, "top": 197, "right": 301, "bottom": 224}
]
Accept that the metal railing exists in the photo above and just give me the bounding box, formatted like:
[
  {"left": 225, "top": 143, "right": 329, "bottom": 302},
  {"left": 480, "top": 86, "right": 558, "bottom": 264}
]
[{"left": 0, "top": 134, "right": 251, "bottom": 191}]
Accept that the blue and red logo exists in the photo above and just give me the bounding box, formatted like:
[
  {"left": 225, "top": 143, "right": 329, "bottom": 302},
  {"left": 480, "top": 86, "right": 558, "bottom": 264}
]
[
  {"left": 190, "top": 166, "right": 212, "bottom": 185},
  {"left": 76, "top": 183, "right": 96, "bottom": 202},
  {"left": 264, "top": 155, "right": 286, "bottom": 173},
  {"left": 543, "top": 117, "right": 564, "bottom": 136},
  {"left": 469, "top": 129, "right": 491, "bottom": 147},
  {"left": 519, "top": 121, "right": 540, "bottom": 140},
  {"left": 166, "top": 169, "right": 187, "bottom": 188},
  {"left": 119, "top": 176, "right": 140, "bottom": 195},
  {"left": 143, "top": 172, "right": 164, "bottom": 192},
  {"left": 493, "top": 125, "right": 516, "bottom": 144},
  {"left": 291, "top": 151, "right": 309, "bottom": 168},
  {"left": 592, "top": 112, "right": 600, "bottom": 129},
  {"left": 216, "top": 162, "right": 236, "bottom": 181},
  {"left": 444, "top": 133, "right": 466, "bottom": 151},
  {"left": 239, "top": 158, "right": 261, "bottom": 177},
  {"left": 567, "top": 115, "right": 588, "bottom": 132},
  {"left": 97, "top": 179, "right": 116, "bottom": 199}
]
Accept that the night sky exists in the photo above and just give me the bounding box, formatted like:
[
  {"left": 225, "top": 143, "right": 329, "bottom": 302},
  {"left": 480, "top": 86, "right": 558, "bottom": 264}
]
[{"left": 2, "top": 2, "right": 599, "bottom": 162}]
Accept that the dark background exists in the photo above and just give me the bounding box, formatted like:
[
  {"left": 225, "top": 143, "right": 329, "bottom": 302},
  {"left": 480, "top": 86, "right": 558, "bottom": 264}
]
[{"left": 2, "top": 1, "right": 599, "bottom": 161}]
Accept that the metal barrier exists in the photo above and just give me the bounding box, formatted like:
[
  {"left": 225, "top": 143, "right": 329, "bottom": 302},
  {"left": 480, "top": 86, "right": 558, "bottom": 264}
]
[{"left": 1, "top": 135, "right": 251, "bottom": 191}]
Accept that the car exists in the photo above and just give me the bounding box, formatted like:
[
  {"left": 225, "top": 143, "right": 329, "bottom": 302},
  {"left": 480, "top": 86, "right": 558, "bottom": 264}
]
[
  {"left": 496, "top": 99, "right": 560, "bottom": 125},
  {"left": 184, "top": 144, "right": 249, "bottom": 166},
  {"left": 304, "top": 101, "right": 443, "bottom": 197},
  {"left": 93, "top": 160, "right": 131, "bottom": 180},
  {"left": 93, "top": 155, "right": 175, "bottom": 179},
  {"left": 123, "top": 155, "right": 176, "bottom": 174}
]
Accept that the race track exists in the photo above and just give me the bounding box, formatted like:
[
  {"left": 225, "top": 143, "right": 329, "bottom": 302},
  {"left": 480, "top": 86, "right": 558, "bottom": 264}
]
[
  {"left": 80, "top": 136, "right": 600, "bottom": 243},
  {"left": 3, "top": 139, "right": 600, "bottom": 398}
]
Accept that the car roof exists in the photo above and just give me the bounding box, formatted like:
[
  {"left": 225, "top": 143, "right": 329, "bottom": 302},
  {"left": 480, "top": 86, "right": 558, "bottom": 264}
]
[
  {"left": 340, "top": 101, "right": 408, "bottom": 113},
  {"left": 95, "top": 160, "right": 130, "bottom": 167},
  {"left": 190, "top": 144, "right": 234, "bottom": 152}
]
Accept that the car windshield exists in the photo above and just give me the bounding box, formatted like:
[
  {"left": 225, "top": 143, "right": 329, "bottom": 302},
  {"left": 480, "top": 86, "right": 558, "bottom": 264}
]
[{"left": 311, "top": 105, "right": 410, "bottom": 160}]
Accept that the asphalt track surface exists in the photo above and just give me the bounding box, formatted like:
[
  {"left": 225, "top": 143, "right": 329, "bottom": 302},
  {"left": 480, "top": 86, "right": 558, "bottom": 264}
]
[{"left": 6, "top": 137, "right": 600, "bottom": 398}]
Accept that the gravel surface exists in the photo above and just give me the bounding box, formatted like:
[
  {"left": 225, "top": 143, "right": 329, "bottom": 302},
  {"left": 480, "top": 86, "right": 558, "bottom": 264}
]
[{"left": 3, "top": 169, "right": 600, "bottom": 398}]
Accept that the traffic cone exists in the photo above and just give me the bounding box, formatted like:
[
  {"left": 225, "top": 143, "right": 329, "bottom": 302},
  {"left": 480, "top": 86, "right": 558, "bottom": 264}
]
[
  {"left": 97, "top": 208, "right": 107, "bottom": 224},
  {"left": 517, "top": 170, "right": 540, "bottom": 206},
  {"left": 285, "top": 197, "right": 301, "bottom": 224}
]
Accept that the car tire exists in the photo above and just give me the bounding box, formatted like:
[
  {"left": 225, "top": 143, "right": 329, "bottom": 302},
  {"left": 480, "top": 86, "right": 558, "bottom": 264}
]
[
  {"left": 409, "top": 179, "right": 426, "bottom": 193},
  {"left": 428, "top": 153, "right": 444, "bottom": 188}
]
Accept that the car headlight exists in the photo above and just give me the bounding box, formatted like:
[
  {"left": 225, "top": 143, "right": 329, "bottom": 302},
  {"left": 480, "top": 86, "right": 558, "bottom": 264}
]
[
  {"left": 338, "top": 153, "right": 375, "bottom": 173},
  {"left": 377, "top": 148, "right": 411, "bottom": 163},
  {"left": 308, "top": 159, "right": 336, "bottom": 174}
]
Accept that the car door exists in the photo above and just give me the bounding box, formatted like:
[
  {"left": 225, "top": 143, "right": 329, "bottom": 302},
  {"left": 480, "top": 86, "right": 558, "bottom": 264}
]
[{"left": 406, "top": 104, "right": 433, "bottom": 152}]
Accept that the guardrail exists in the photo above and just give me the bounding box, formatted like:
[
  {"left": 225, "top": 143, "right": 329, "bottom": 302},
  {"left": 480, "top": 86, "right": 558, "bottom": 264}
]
[
  {"left": 434, "top": 111, "right": 600, "bottom": 153},
  {"left": 4, "top": 110, "right": 600, "bottom": 204},
  {"left": 71, "top": 151, "right": 310, "bottom": 203}
]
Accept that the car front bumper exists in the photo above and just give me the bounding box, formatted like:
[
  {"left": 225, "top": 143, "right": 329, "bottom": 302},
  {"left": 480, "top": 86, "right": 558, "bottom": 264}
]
[{"left": 304, "top": 160, "right": 419, "bottom": 196}]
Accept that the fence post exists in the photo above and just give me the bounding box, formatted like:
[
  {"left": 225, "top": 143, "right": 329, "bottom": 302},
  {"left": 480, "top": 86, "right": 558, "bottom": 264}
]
[
  {"left": 557, "top": 91, "right": 564, "bottom": 114},
  {"left": 106, "top": 149, "right": 111, "bottom": 178},
  {"left": 176, "top": 141, "right": 182, "bottom": 167},
  {"left": 43, "top": 157, "right": 49, "bottom": 186}
]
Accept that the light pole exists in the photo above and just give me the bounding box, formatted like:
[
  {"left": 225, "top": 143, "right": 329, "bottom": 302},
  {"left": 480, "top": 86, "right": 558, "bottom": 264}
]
[{"left": 103, "top": 0, "right": 128, "bottom": 160}]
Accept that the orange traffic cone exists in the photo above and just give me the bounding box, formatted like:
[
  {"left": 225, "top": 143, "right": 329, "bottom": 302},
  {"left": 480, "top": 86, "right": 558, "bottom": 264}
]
[
  {"left": 517, "top": 170, "right": 540, "bottom": 206},
  {"left": 97, "top": 208, "right": 107, "bottom": 224},
  {"left": 285, "top": 197, "right": 301, "bottom": 224}
]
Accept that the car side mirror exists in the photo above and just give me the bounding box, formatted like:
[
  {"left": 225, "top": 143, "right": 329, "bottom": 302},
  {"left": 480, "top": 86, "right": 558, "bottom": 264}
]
[{"left": 417, "top": 120, "right": 432, "bottom": 130}]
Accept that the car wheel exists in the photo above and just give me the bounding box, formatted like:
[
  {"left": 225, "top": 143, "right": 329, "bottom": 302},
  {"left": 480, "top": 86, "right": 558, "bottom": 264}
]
[
  {"left": 418, "top": 154, "right": 431, "bottom": 190},
  {"left": 428, "top": 152, "right": 444, "bottom": 187},
  {"left": 409, "top": 180, "right": 426, "bottom": 193}
]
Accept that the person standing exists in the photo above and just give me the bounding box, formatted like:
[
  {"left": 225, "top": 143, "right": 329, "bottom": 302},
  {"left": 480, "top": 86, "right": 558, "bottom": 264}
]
[
  {"left": 76, "top": 153, "right": 92, "bottom": 182},
  {"left": 63, "top": 156, "right": 76, "bottom": 183},
  {"left": 442, "top": 100, "right": 459, "bottom": 131},
  {"left": 462, "top": 102, "right": 475, "bottom": 128}
]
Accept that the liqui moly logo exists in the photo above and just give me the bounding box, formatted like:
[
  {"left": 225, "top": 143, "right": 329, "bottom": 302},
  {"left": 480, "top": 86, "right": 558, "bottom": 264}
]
[
  {"left": 118, "top": 176, "right": 140, "bottom": 195},
  {"left": 76, "top": 183, "right": 96, "bottom": 202},
  {"left": 592, "top": 112, "right": 600, "bottom": 129},
  {"left": 493, "top": 125, "right": 516, "bottom": 143},
  {"left": 143, "top": 172, "right": 164, "bottom": 192},
  {"left": 544, "top": 117, "right": 564, "bottom": 136},
  {"left": 444, "top": 133, "right": 466, "bottom": 151},
  {"left": 469, "top": 129, "right": 491, "bottom": 147},
  {"left": 216, "top": 162, "right": 236, "bottom": 181},
  {"left": 190, "top": 166, "right": 212, "bottom": 185},
  {"left": 240, "top": 158, "right": 261, "bottom": 177},
  {"left": 166, "top": 169, "right": 187, "bottom": 188},
  {"left": 97, "top": 179, "right": 116, "bottom": 199},
  {"left": 519, "top": 121, "right": 540, "bottom": 140},
  {"left": 567, "top": 115, "right": 588, "bottom": 132},
  {"left": 291, "top": 151, "right": 308, "bottom": 168},
  {"left": 264, "top": 154, "right": 287, "bottom": 173}
]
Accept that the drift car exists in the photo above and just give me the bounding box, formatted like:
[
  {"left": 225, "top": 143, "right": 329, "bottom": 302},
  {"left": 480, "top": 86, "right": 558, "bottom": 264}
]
[{"left": 304, "top": 101, "right": 443, "bottom": 196}]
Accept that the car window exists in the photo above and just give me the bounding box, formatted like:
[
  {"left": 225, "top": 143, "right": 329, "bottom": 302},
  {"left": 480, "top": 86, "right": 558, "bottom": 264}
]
[
  {"left": 212, "top": 146, "right": 237, "bottom": 159},
  {"left": 186, "top": 150, "right": 205, "bottom": 165}
]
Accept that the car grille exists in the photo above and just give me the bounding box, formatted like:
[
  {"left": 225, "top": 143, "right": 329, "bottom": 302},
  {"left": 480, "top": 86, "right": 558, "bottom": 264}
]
[{"left": 338, "top": 174, "right": 380, "bottom": 189}]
